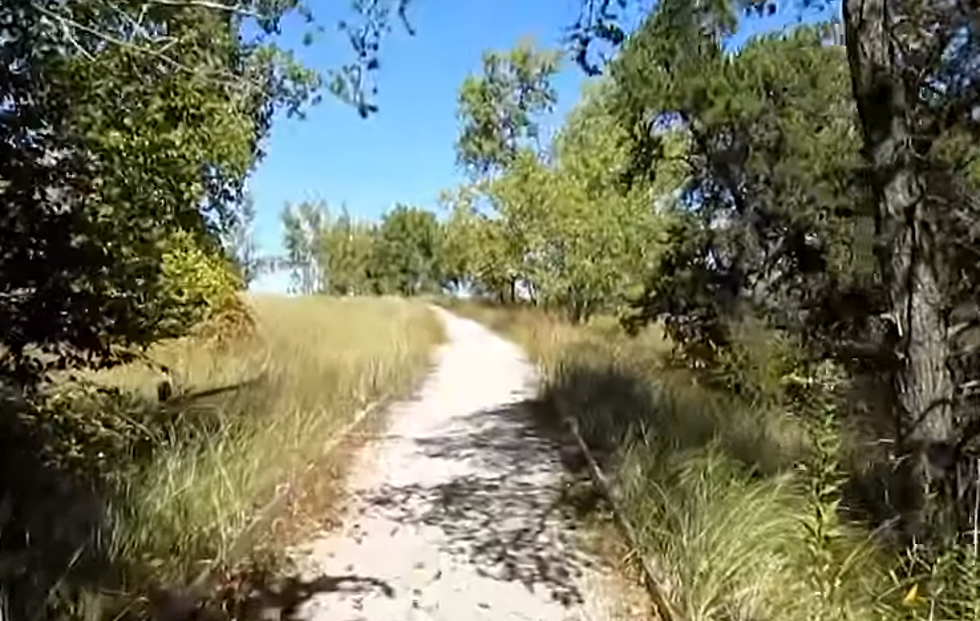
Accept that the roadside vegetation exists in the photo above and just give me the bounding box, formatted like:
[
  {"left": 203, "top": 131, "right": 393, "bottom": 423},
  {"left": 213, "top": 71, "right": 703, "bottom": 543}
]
[
  {"left": 423, "top": 3, "right": 980, "bottom": 619},
  {"left": 5, "top": 0, "right": 980, "bottom": 619},
  {"left": 1, "top": 1, "right": 434, "bottom": 618},
  {"left": 4, "top": 296, "right": 443, "bottom": 619},
  {"left": 444, "top": 300, "right": 892, "bottom": 621}
]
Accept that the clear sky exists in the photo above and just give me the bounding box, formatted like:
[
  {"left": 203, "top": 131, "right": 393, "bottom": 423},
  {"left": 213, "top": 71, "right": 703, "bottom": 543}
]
[{"left": 249, "top": 0, "right": 840, "bottom": 294}]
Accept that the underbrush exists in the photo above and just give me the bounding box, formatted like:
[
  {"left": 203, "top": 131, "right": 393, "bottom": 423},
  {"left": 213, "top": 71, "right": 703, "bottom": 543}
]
[
  {"left": 2, "top": 295, "right": 444, "bottom": 620},
  {"left": 442, "top": 298, "right": 953, "bottom": 621}
]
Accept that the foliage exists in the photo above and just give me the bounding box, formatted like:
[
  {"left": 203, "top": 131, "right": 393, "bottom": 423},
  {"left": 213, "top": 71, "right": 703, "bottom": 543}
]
[
  {"left": 455, "top": 39, "right": 562, "bottom": 176},
  {"left": 278, "top": 201, "right": 446, "bottom": 298},
  {"left": 222, "top": 194, "right": 261, "bottom": 288},
  {"left": 573, "top": 0, "right": 980, "bottom": 589},
  {"left": 0, "top": 0, "right": 417, "bottom": 617},
  {"left": 319, "top": 207, "right": 377, "bottom": 296},
  {"left": 368, "top": 204, "right": 444, "bottom": 295},
  {"left": 613, "top": 22, "right": 870, "bottom": 366},
  {"left": 442, "top": 0, "right": 980, "bottom": 613},
  {"left": 0, "top": 0, "right": 416, "bottom": 390},
  {"left": 155, "top": 230, "right": 244, "bottom": 336},
  {"left": 281, "top": 201, "right": 326, "bottom": 295},
  {"left": 440, "top": 186, "right": 517, "bottom": 300},
  {"left": 445, "top": 42, "right": 680, "bottom": 320},
  {"left": 899, "top": 544, "right": 980, "bottom": 620},
  {"left": 788, "top": 361, "right": 866, "bottom": 621}
]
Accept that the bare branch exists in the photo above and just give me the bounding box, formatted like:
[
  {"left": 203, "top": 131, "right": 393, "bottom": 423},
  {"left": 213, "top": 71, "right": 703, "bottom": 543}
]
[
  {"left": 32, "top": 3, "right": 266, "bottom": 93},
  {"left": 55, "top": 15, "right": 95, "bottom": 60},
  {"left": 140, "top": 0, "right": 264, "bottom": 19}
]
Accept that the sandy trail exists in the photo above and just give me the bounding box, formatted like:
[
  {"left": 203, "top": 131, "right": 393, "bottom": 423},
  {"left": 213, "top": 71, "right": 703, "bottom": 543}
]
[{"left": 289, "top": 307, "right": 632, "bottom": 621}]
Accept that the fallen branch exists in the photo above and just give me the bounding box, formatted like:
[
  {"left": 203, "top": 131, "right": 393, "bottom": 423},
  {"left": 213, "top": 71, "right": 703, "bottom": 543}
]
[
  {"left": 552, "top": 391, "right": 678, "bottom": 621},
  {"left": 148, "top": 397, "right": 390, "bottom": 621},
  {"left": 195, "top": 398, "right": 386, "bottom": 590}
]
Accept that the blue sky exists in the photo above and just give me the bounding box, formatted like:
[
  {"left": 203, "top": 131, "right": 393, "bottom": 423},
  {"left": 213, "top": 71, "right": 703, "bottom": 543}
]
[{"left": 249, "top": 0, "right": 840, "bottom": 294}]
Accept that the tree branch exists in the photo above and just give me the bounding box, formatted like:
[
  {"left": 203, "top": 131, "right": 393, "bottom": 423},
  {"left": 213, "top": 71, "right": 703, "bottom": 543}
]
[
  {"left": 140, "top": 0, "right": 264, "bottom": 19},
  {"left": 32, "top": 3, "right": 264, "bottom": 92}
]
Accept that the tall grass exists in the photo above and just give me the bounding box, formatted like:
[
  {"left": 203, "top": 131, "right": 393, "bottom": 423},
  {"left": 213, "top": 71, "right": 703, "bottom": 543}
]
[
  {"left": 18, "top": 295, "right": 444, "bottom": 618},
  {"left": 443, "top": 299, "right": 896, "bottom": 621},
  {"left": 107, "top": 295, "right": 443, "bottom": 581}
]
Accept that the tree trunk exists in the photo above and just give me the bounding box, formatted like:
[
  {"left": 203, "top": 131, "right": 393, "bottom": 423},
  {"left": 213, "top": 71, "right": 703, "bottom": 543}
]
[{"left": 844, "top": 0, "right": 955, "bottom": 541}]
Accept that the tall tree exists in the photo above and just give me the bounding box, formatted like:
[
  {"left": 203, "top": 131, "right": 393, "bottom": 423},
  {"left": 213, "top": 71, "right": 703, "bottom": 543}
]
[
  {"left": 573, "top": 0, "right": 980, "bottom": 540},
  {"left": 223, "top": 193, "right": 261, "bottom": 288},
  {"left": 547, "top": 79, "right": 681, "bottom": 321},
  {"left": 281, "top": 201, "right": 326, "bottom": 295},
  {"left": 319, "top": 206, "right": 377, "bottom": 296},
  {"left": 369, "top": 205, "right": 444, "bottom": 296},
  {"left": 455, "top": 39, "right": 562, "bottom": 177},
  {"left": 440, "top": 188, "right": 518, "bottom": 302},
  {"left": 839, "top": 0, "right": 979, "bottom": 538}
]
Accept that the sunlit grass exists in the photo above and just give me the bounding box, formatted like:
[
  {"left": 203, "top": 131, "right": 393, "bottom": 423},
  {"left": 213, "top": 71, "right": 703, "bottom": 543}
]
[
  {"left": 442, "top": 298, "right": 892, "bottom": 621},
  {"left": 92, "top": 295, "right": 444, "bottom": 587}
]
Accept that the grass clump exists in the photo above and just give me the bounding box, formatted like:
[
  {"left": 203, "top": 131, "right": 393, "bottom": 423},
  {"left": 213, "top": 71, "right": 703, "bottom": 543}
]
[{"left": 3, "top": 295, "right": 443, "bottom": 619}]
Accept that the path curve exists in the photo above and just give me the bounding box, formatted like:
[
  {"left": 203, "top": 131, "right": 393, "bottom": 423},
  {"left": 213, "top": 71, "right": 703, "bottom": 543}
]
[{"left": 289, "top": 307, "right": 631, "bottom": 620}]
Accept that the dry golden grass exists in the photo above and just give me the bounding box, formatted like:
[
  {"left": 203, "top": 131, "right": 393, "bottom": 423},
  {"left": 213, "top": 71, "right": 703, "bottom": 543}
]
[
  {"left": 442, "top": 299, "right": 897, "bottom": 621},
  {"left": 91, "top": 295, "right": 444, "bottom": 591}
]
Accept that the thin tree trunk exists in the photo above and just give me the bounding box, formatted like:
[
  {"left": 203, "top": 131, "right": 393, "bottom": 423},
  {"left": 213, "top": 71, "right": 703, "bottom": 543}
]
[{"left": 844, "top": 0, "right": 954, "bottom": 540}]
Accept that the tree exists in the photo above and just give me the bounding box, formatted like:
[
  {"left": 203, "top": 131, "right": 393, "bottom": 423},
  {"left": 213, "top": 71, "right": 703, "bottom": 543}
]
[
  {"left": 0, "top": 0, "right": 416, "bottom": 392},
  {"left": 455, "top": 39, "right": 562, "bottom": 177},
  {"left": 281, "top": 201, "right": 326, "bottom": 295},
  {"left": 319, "top": 206, "right": 377, "bottom": 296},
  {"left": 439, "top": 186, "right": 483, "bottom": 294},
  {"left": 223, "top": 193, "right": 261, "bottom": 288},
  {"left": 441, "top": 187, "right": 519, "bottom": 302},
  {"left": 447, "top": 69, "right": 681, "bottom": 319},
  {"left": 571, "top": 0, "right": 980, "bottom": 543},
  {"left": 839, "top": 0, "right": 980, "bottom": 539},
  {"left": 369, "top": 205, "right": 444, "bottom": 296},
  {"left": 545, "top": 79, "right": 681, "bottom": 321},
  {"left": 614, "top": 18, "right": 868, "bottom": 343}
]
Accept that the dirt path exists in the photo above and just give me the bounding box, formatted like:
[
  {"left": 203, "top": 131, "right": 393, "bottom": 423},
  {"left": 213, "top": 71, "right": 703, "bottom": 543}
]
[{"left": 287, "top": 307, "right": 641, "bottom": 620}]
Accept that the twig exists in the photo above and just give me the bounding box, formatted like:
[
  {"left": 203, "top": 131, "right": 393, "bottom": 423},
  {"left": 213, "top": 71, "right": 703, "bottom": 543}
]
[
  {"left": 140, "top": 0, "right": 264, "bottom": 19},
  {"left": 32, "top": 4, "right": 268, "bottom": 93},
  {"left": 552, "top": 392, "right": 678, "bottom": 621},
  {"left": 973, "top": 458, "right": 979, "bottom": 557},
  {"left": 57, "top": 17, "right": 95, "bottom": 60},
  {"left": 111, "top": 4, "right": 153, "bottom": 42},
  {"left": 186, "top": 397, "right": 389, "bottom": 593},
  {"left": 33, "top": 4, "right": 191, "bottom": 73}
]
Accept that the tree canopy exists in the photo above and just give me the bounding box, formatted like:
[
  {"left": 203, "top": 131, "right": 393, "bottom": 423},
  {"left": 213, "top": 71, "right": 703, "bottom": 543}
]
[
  {"left": 0, "top": 0, "right": 414, "bottom": 388},
  {"left": 455, "top": 39, "right": 562, "bottom": 177},
  {"left": 563, "top": 0, "right": 980, "bottom": 549}
]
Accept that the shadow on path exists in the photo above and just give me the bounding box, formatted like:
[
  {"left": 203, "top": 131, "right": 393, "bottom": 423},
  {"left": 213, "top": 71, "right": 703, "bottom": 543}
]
[
  {"left": 149, "top": 571, "right": 395, "bottom": 621},
  {"left": 353, "top": 400, "right": 590, "bottom": 608}
]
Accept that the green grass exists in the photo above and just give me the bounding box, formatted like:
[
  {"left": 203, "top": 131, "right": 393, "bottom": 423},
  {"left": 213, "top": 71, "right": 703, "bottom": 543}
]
[
  {"left": 12, "top": 295, "right": 444, "bottom": 619},
  {"left": 442, "top": 299, "right": 898, "bottom": 621}
]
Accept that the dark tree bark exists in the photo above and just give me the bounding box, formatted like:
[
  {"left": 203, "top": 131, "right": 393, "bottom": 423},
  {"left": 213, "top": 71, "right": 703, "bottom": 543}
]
[{"left": 843, "top": 0, "right": 955, "bottom": 540}]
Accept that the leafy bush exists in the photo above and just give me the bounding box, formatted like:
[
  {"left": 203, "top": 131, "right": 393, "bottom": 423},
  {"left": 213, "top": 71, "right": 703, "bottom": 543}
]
[{"left": 154, "top": 231, "right": 247, "bottom": 334}]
